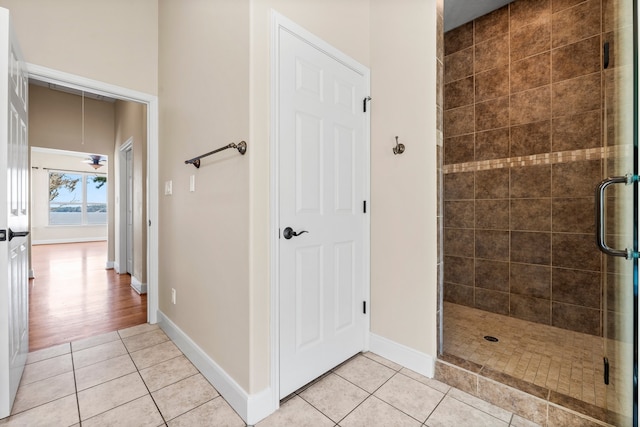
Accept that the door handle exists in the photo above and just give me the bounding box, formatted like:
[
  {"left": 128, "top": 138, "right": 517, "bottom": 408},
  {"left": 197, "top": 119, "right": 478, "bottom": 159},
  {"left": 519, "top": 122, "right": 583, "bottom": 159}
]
[
  {"left": 8, "top": 228, "right": 29, "bottom": 242},
  {"left": 283, "top": 227, "right": 308, "bottom": 240},
  {"left": 595, "top": 175, "right": 638, "bottom": 259}
]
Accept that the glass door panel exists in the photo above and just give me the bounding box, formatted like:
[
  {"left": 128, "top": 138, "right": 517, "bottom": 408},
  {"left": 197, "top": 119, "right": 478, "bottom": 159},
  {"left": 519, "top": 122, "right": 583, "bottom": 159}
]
[{"left": 602, "top": 0, "right": 636, "bottom": 425}]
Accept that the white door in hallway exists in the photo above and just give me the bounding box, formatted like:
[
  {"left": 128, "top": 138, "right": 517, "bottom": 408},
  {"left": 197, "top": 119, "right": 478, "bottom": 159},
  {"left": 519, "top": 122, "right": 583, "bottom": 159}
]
[
  {"left": 0, "top": 7, "right": 29, "bottom": 418},
  {"left": 126, "top": 148, "right": 133, "bottom": 274},
  {"left": 278, "top": 25, "right": 370, "bottom": 398}
]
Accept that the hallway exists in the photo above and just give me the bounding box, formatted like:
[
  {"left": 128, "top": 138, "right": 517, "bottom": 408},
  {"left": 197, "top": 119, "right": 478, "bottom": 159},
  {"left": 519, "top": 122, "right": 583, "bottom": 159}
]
[{"left": 29, "top": 242, "right": 147, "bottom": 351}]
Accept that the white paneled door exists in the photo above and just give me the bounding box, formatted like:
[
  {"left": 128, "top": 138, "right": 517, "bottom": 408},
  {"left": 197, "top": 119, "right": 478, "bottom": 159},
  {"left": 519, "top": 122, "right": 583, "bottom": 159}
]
[
  {"left": 126, "top": 148, "right": 133, "bottom": 274},
  {"left": 278, "top": 26, "right": 369, "bottom": 398},
  {"left": 0, "top": 7, "right": 29, "bottom": 419}
]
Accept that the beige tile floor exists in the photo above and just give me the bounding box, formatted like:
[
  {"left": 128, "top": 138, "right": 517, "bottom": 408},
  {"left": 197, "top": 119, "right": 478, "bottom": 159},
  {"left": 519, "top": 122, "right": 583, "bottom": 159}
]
[
  {"left": 443, "top": 302, "right": 632, "bottom": 415},
  {"left": 0, "top": 323, "right": 542, "bottom": 427}
]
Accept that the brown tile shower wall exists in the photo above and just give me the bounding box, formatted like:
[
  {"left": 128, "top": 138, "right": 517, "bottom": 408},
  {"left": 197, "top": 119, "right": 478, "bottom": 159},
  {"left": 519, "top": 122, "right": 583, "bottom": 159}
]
[{"left": 442, "top": 0, "right": 611, "bottom": 336}]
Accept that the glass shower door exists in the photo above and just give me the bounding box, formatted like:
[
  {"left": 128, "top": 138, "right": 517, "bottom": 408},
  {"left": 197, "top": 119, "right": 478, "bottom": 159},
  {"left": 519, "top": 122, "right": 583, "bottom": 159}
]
[{"left": 600, "top": 0, "right": 637, "bottom": 425}]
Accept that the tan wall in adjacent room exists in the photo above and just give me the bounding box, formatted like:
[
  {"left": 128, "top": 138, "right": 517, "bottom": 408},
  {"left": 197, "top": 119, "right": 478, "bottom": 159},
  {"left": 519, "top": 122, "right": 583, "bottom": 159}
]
[{"left": 29, "top": 84, "right": 115, "bottom": 258}]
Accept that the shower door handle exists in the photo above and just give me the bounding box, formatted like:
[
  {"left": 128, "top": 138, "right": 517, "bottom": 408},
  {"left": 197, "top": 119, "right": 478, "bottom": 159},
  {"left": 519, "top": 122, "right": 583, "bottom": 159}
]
[{"left": 595, "top": 175, "right": 637, "bottom": 259}]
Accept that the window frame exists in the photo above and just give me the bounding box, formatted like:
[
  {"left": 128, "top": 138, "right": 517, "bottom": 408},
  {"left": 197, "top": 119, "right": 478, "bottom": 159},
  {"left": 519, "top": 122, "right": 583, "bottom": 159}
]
[{"left": 48, "top": 170, "right": 108, "bottom": 226}]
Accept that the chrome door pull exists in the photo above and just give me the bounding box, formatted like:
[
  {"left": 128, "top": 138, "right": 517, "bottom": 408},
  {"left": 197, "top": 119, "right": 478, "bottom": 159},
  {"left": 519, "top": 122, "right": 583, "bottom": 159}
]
[
  {"left": 283, "top": 227, "right": 308, "bottom": 240},
  {"left": 595, "top": 174, "right": 638, "bottom": 259}
]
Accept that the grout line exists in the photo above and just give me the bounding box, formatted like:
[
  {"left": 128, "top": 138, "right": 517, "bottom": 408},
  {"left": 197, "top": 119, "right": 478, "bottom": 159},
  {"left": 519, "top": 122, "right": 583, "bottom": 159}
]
[
  {"left": 295, "top": 391, "right": 348, "bottom": 426},
  {"left": 123, "top": 332, "right": 171, "bottom": 426},
  {"left": 72, "top": 329, "right": 180, "bottom": 426},
  {"left": 368, "top": 372, "right": 431, "bottom": 425},
  {"left": 331, "top": 356, "right": 393, "bottom": 396},
  {"left": 334, "top": 394, "right": 373, "bottom": 425},
  {"left": 329, "top": 357, "right": 438, "bottom": 425},
  {"left": 423, "top": 394, "right": 446, "bottom": 424},
  {"left": 74, "top": 335, "right": 150, "bottom": 425},
  {"left": 371, "top": 372, "right": 430, "bottom": 424},
  {"left": 447, "top": 388, "right": 514, "bottom": 424},
  {"left": 69, "top": 345, "right": 82, "bottom": 426}
]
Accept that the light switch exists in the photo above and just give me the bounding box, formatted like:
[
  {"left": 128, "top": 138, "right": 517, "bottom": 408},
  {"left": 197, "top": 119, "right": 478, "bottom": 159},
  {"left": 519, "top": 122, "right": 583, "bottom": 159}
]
[
  {"left": 164, "top": 180, "right": 172, "bottom": 195},
  {"left": 189, "top": 175, "right": 195, "bottom": 192}
]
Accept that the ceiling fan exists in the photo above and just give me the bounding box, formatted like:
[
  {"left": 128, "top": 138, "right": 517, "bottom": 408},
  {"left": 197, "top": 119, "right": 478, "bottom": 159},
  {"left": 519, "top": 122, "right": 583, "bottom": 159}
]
[{"left": 83, "top": 154, "right": 107, "bottom": 170}]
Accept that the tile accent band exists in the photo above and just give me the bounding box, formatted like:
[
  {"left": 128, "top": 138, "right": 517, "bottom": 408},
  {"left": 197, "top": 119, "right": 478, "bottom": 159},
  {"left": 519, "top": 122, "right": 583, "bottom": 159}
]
[{"left": 443, "top": 145, "right": 628, "bottom": 174}]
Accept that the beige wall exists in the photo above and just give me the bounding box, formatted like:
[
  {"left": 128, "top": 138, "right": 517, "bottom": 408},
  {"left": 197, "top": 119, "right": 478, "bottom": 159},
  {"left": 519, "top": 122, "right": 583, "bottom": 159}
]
[
  {"left": 30, "top": 150, "right": 108, "bottom": 243},
  {"left": 29, "top": 84, "right": 116, "bottom": 259},
  {"left": 0, "top": 0, "right": 158, "bottom": 95},
  {"left": 369, "top": 0, "right": 438, "bottom": 356},
  {"left": 158, "top": 0, "right": 252, "bottom": 390},
  {"left": 114, "top": 100, "right": 147, "bottom": 283}
]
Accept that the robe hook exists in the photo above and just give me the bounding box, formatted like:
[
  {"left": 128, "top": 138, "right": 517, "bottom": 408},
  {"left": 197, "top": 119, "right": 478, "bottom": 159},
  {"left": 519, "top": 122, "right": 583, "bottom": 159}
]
[{"left": 393, "top": 136, "right": 405, "bottom": 155}]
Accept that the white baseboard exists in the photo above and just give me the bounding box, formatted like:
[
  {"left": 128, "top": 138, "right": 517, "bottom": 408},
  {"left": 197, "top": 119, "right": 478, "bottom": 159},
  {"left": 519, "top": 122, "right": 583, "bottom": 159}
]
[
  {"left": 246, "top": 387, "right": 276, "bottom": 425},
  {"left": 105, "top": 261, "right": 115, "bottom": 270},
  {"left": 32, "top": 237, "right": 107, "bottom": 245},
  {"left": 130, "top": 276, "right": 147, "bottom": 294},
  {"left": 369, "top": 332, "right": 435, "bottom": 378},
  {"left": 157, "top": 311, "right": 275, "bottom": 425}
]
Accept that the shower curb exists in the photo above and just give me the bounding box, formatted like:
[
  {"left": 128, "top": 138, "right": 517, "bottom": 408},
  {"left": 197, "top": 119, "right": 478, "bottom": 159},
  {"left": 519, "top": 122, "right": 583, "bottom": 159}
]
[{"left": 435, "top": 357, "right": 623, "bottom": 426}]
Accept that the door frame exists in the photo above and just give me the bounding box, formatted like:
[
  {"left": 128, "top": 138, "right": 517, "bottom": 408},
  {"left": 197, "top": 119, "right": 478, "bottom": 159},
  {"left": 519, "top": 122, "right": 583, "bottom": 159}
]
[
  {"left": 269, "top": 11, "right": 371, "bottom": 408},
  {"left": 26, "top": 64, "right": 159, "bottom": 324},
  {"left": 117, "top": 137, "right": 133, "bottom": 275},
  {"left": 634, "top": 0, "right": 639, "bottom": 422}
]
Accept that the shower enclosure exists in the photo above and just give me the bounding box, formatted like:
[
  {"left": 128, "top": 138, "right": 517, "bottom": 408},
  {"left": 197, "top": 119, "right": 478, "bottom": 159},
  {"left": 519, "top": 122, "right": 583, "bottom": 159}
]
[{"left": 440, "top": 0, "right": 636, "bottom": 424}]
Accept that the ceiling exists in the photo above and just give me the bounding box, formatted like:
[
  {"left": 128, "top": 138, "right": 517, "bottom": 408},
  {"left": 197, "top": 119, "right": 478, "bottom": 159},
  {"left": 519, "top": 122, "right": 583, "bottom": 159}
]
[{"left": 444, "top": 0, "right": 515, "bottom": 31}]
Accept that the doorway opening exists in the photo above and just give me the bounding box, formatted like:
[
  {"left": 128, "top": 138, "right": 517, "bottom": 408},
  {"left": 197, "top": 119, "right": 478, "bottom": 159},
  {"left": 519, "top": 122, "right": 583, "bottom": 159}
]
[{"left": 25, "top": 68, "right": 158, "bottom": 351}]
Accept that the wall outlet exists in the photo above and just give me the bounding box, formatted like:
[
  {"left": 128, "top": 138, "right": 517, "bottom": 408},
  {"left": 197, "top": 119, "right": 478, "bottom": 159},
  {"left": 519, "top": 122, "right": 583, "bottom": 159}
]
[
  {"left": 164, "top": 180, "right": 173, "bottom": 196},
  {"left": 171, "top": 288, "right": 176, "bottom": 304}
]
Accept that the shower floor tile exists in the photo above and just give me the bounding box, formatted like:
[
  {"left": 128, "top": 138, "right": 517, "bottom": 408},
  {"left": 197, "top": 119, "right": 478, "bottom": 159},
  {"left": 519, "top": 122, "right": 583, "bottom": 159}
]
[{"left": 443, "top": 302, "right": 632, "bottom": 415}]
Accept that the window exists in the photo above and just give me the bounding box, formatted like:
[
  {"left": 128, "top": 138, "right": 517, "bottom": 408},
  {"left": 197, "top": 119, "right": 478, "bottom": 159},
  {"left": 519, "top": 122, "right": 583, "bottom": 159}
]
[{"left": 49, "top": 171, "right": 107, "bottom": 225}]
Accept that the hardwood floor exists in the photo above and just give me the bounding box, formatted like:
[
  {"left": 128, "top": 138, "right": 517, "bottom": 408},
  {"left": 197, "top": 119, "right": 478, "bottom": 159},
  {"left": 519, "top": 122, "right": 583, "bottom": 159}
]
[{"left": 29, "top": 241, "right": 147, "bottom": 351}]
